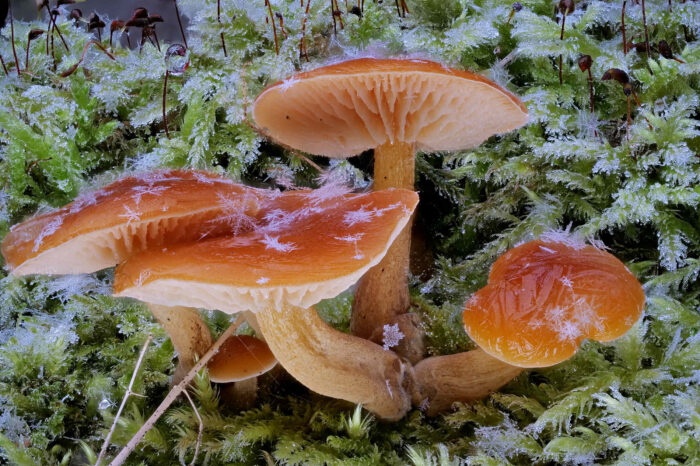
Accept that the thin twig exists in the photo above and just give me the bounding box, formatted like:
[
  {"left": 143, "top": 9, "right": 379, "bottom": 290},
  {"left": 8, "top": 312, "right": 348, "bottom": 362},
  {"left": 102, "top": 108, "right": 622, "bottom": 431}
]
[
  {"left": 96, "top": 334, "right": 154, "bottom": 466},
  {"left": 10, "top": 1, "right": 20, "bottom": 76},
  {"left": 174, "top": 0, "right": 188, "bottom": 48},
  {"left": 0, "top": 54, "right": 8, "bottom": 75},
  {"left": 265, "top": 0, "right": 279, "bottom": 54},
  {"left": 300, "top": 0, "right": 311, "bottom": 61},
  {"left": 621, "top": 0, "right": 627, "bottom": 54},
  {"left": 46, "top": 5, "right": 70, "bottom": 51},
  {"left": 559, "top": 12, "right": 566, "bottom": 84},
  {"left": 163, "top": 70, "right": 170, "bottom": 138},
  {"left": 60, "top": 40, "right": 115, "bottom": 77},
  {"left": 183, "top": 390, "right": 203, "bottom": 466},
  {"left": 218, "top": 0, "right": 228, "bottom": 56},
  {"left": 641, "top": 0, "right": 653, "bottom": 75},
  {"left": 293, "top": 151, "right": 322, "bottom": 172},
  {"left": 109, "top": 316, "right": 246, "bottom": 466}
]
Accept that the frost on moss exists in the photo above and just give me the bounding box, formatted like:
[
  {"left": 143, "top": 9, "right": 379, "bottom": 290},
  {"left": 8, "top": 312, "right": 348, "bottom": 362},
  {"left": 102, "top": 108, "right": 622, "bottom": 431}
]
[{"left": 1, "top": 0, "right": 699, "bottom": 464}]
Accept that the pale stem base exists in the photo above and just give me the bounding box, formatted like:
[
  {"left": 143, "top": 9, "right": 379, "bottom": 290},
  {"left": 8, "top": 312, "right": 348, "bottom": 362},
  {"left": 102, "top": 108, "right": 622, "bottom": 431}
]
[
  {"left": 257, "top": 304, "right": 412, "bottom": 421},
  {"left": 411, "top": 348, "right": 523, "bottom": 415},
  {"left": 147, "top": 304, "right": 213, "bottom": 383}
]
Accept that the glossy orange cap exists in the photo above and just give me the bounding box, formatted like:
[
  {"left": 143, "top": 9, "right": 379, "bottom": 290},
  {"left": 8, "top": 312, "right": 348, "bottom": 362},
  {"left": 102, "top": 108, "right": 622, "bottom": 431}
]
[
  {"left": 207, "top": 335, "right": 277, "bottom": 383},
  {"left": 114, "top": 187, "right": 419, "bottom": 312},
  {"left": 463, "top": 237, "right": 645, "bottom": 367},
  {"left": 253, "top": 57, "right": 528, "bottom": 158},
  {"left": 2, "top": 170, "right": 263, "bottom": 275}
]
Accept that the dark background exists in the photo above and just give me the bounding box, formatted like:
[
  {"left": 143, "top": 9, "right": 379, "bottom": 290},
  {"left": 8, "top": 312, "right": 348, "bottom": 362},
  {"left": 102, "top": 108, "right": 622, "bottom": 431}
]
[{"left": 2, "top": 0, "right": 190, "bottom": 44}]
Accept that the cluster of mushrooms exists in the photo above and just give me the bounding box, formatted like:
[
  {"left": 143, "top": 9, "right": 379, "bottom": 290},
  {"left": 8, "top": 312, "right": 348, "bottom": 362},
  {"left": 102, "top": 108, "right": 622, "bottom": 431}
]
[{"left": 1, "top": 58, "right": 645, "bottom": 421}]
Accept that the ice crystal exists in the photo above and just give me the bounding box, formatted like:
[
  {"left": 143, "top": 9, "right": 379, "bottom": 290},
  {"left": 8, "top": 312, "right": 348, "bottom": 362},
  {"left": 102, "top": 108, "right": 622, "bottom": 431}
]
[
  {"left": 216, "top": 193, "right": 258, "bottom": 234},
  {"left": 118, "top": 206, "right": 142, "bottom": 226},
  {"left": 382, "top": 323, "right": 405, "bottom": 350},
  {"left": 261, "top": 234, "right": 297, "bottom": 253},
  {"left": 32, "top": 215, "right": 65, "bottom": 252}
]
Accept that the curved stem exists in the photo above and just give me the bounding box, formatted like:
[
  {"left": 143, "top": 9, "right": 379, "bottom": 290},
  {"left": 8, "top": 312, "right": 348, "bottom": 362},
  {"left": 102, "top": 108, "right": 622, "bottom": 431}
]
[
  {"left": 351, "top": 142, "right": 419, "bottom": 355},
  {"left": 257, "top": 304, "right": 412, "bottom": 421},
  {"left": 411, "top": 348, "right": 523, "bottom": 415},
  {"left": 147, "top": 304, "right": 213, "bottom": 383}
]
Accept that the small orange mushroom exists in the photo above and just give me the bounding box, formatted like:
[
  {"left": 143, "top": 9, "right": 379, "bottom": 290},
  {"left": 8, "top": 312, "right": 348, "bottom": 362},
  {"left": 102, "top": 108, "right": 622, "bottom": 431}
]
[
  {"left": 463, "top": 237, "right": 645, "bottom": 368},
  {"left": 410, "top": 235, "right": 645, "bottom": 414},
  {"left": 207, "top": 335, "right": 277, "bottom": 384}
]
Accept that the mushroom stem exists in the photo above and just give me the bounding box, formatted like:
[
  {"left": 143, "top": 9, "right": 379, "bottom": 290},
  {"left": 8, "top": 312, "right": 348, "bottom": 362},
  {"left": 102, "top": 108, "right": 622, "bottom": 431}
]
[
  {"left": 410, "top": 348, "right": 523, "bottom": 415},
  {"left": 146, "top": 304, "right": 213, "bottom": 383},
  {"left": 351, "top": 141, "right": 417, "bottom": 348},
  {"left": 256, "top": 304, "right": 412, "bottom": 421}
]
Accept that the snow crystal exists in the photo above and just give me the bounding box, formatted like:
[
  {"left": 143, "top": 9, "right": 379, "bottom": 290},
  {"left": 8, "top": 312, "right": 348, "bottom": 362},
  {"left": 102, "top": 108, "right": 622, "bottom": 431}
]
[
  {"left": 32, "top": 215, "right": 65, "bottom": 252},
  {"left": 334, "top": 233, "right": 366, "bottom": 260},
  {"left": 98, "top": 398, "right": 112, "bottom": 410},
  {"left": 278, "top": 76, "right": 300, "bottom": 93},
  {"left": 118, "top": 206, "right": 142, "bottom": 226},
  {"left": 307, "top": 180, "right": 352, "bottom": 206},
  {"left": 261, "top": 234, "right": 297, "bottom": 253},
  {"left": 556, "top": 320, "right": 583, "bottom": 342},
  {"left": 382, "top": 323, "right": 405, "bottom": 350},
  {"left": 256, "top": 277, "right": 270, "bottom": 285},
  {"left": 540, "top": 225, "right": 595, "bottom": 250},
  {"left": 130, "top": 184, "right": 169, "bottom": 206},
  {"left": 343, "top": 205, "right": 375, "bottom": 226},
  {"left": 135, "top": 270, "right": 151, "bottom": 287},
  {"left": 216, "top": 193, "right": 258, "bottom": 234},
  {"left": 559, "top": 276, "right": 574, "bottom": 289}
]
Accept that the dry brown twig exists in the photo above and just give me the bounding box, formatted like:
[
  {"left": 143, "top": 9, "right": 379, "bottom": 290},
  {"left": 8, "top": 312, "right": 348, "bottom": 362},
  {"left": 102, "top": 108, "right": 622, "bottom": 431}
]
[
  {"left": 183, "top": 390, "right": 203, "bottom": 466},
  {"left": 96, "top": 334, "right": 153, "bottom": 466},
  {"left": 109, "top": 315, "right": 246, "bottom": 466}
]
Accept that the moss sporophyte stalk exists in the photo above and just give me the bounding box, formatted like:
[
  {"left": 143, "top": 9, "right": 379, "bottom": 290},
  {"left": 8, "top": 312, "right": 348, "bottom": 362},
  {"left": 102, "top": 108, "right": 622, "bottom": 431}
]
[{"left": 0, "top": 0, "right": 698, "bottom": 464}]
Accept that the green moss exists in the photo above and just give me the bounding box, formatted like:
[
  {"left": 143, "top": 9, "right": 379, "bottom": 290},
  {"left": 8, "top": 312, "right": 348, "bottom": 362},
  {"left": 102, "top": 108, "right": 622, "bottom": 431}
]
[{"left": 0, "top": 0, "right": 699, "bottom": 464}]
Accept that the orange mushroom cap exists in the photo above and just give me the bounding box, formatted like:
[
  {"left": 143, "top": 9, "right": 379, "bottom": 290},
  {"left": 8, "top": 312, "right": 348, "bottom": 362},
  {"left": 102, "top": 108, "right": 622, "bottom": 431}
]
[
  {"left": 2, "top": 170, "right": 262, "bottom": 275},
  {"left": 463, "top": 238, "right": 645, "bottom": 368},
  {"left": 253, "top": 57, "right": 528, "bottom": 158},
  {"left": 207, "top": 335, "right": 277, "bottom": 383},
  {"left": 114, "top": 188, "right": 419, "bottom": 312}
]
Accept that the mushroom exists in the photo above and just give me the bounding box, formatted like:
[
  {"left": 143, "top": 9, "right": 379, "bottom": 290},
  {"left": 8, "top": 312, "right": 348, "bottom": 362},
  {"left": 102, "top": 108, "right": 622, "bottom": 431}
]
[
  {"left": 412, "top": 236, "right": 645, "bottom": 413},
  {"left": 208, "top": 334, "right": 278, "bottom": 409},
  {"left": 252, "top": 57, "right": 528, "bottom": 356},
  {"left": 1, "top": 169, "right": 263, "bottom": 380},
  {"left": 113, "top": 187, "right": 419, "bottom": 420},
  {"left": 207, "top": 334, "right": 277, "bottom": 384}
]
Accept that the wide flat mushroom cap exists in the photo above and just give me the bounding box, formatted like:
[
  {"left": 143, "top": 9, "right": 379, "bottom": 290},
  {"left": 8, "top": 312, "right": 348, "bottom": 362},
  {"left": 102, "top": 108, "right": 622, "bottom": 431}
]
[
  {"left": 463, "top": 239, "right": 645, "bottom": 368},
  {"left": 2, "top": 170, "right": 262, "bottom": 275},
  {"left": 253, "top": 57, "right": 528, "bottom": 158},
  {"left": 114, "top": 188, "right": 418, "bottom": 312},
  {"left": 207, "top": 335, "right": 277, "bottom": 383}
]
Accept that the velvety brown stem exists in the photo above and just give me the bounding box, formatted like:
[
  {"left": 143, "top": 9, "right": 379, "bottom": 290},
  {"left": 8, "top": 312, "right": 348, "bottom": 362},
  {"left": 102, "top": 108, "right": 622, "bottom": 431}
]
[
  {"left": 257, "top": 304, "right": 412, "bottom": 421},
  {"left": 411, "top": 348, "right": 523, "bottom": 415},
  {"left": 147, "top": 304, "right": 213, "bottom": 383},
  {"left": 220, "top": 377, "right": 258, "bottom": 410},
  {"left": 351, "top": 141, "right": 415, "bottom": 343}
]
